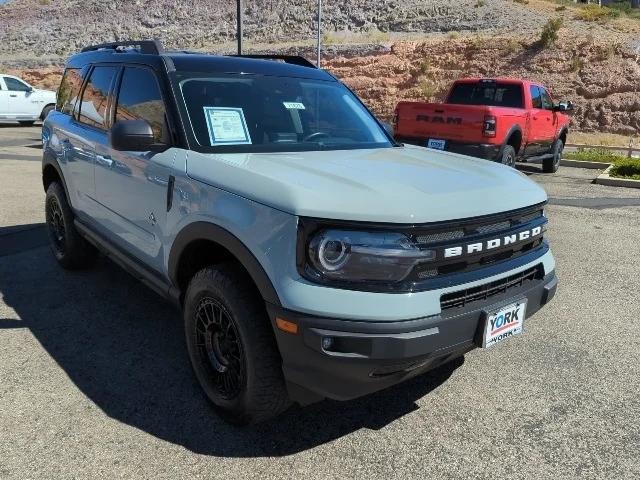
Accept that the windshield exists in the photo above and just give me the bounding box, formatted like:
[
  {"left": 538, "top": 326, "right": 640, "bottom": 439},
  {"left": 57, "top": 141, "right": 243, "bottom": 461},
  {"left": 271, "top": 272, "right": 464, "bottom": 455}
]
[
  {"left": 175, "top": 73, "right": 392, "bottom": 153},
  {"left": 448, "top": 82, "right": 524, "bottom": 109}
]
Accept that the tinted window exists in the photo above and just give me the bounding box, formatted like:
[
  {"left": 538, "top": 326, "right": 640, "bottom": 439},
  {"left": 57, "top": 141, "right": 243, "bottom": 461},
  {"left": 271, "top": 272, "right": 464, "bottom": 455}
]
[
  {"left": 115, "top": 67, "right": 167, "bottom": 143},
  {"left": 540, "top": 88, "right": 553, "bottom": 110},
  {"left": 530, "top": 86, "right": 543, "bottom": 109},
  {"left": 4, "top": 77, "right": 31, "bottom": 92},
  {"left": 78, "top": 66, "right": 117, "bottom": 129},
  {"left": 56, "top": 68, "right": 85, "bottom": 114},
  {"left": 448, "top": 82, "right": 524, "bottom": 108},
  {"left": 178, "top": 73, "right": 390, "bottom": 153}
]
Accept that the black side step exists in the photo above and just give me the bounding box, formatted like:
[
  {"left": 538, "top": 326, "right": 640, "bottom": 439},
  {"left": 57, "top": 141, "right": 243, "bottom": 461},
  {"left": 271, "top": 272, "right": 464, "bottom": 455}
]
[{"left": 74, "top": 220, "right": 181, "bottom": 308}]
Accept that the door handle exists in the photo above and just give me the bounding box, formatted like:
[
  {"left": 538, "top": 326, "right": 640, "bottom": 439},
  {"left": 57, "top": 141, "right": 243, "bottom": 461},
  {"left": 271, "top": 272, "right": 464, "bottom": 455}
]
[
  {"left": 96, "top": 155, "right": 113, "bottom": 167},
  {"left": 9, "top": 94, "right": 17, "bottom": 98}
]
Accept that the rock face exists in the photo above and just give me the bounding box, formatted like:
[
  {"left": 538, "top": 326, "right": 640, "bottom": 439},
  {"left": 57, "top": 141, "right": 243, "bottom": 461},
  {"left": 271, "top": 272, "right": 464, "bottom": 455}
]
[
  {"left": 2, "top": 0, "right": 639, "bottom": 134},
  {"left": 0, "top": 0, "right": 547, "bottom": 56}
]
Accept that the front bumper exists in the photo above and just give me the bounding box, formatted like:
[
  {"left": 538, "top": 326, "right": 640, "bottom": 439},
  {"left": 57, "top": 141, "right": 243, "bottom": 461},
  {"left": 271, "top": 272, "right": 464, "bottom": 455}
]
[
  {"left": 268, "top": 270, "right": 557, "bottom": 403},
  {"left": 396, "top": 137, "right": 502, "bottom": 161}
]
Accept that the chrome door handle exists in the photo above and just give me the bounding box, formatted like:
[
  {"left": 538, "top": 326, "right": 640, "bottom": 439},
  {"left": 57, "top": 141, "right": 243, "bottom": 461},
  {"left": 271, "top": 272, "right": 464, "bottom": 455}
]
[
  {"left": 9, "top": 94, "right": 17, "bottom": 98},
  {"left": 96, "top": 155, "right": 113, "bottom": 167}
]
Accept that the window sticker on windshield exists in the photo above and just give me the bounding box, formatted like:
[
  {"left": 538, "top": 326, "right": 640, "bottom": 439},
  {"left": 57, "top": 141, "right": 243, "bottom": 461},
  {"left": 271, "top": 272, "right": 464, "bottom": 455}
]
[
  {"left": 283, "top": 102, "right": 306, "bottom": 110},
  {"left": 203, "top": 107, "right": 252, "bottom": 146}
]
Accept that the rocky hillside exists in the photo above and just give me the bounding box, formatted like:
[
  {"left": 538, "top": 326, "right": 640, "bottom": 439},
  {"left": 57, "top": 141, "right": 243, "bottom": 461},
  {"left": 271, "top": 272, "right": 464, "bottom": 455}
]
[{"left": 1, "top": 0, "right": 639, "bottom": 135}]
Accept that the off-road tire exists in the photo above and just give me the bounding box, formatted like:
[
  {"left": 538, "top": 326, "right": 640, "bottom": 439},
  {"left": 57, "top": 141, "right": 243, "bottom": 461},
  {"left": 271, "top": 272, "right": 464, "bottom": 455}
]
[
  {"left": 500, "top": 145, "right": 517, "bottom": 168},
  {"left": 184, "top": 264, "right": 291, "bottom": 424},
  {"left": 543, "top": 139, "right": 563, "bottom": 173},
  {"left": 18, "top": 121, "right": 35, "bottom": 127},
  {"left": 45, "top": 182, "right": 96, "bottom": 269}
]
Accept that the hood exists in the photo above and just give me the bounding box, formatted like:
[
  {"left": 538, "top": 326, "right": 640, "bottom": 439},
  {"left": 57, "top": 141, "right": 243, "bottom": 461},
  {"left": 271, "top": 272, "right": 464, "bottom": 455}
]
[{"left": 186, "top": 144, "right": 547, "bottom": 224}]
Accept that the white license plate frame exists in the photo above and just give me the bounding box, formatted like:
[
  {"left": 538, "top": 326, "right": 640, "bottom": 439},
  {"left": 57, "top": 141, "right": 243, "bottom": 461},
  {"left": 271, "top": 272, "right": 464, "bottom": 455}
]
[
  {"left": 482, "top": 300, "right": 527, "bottom": 348},
  {"left": 427, "top": 138, "right": 446, "bottom": 150}
]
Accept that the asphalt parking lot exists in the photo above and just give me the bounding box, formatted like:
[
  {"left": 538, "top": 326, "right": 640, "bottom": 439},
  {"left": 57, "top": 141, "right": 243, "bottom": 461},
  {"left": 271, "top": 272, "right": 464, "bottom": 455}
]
[{"left": 1, "top": 124, "right": 639, "bottom": 479}]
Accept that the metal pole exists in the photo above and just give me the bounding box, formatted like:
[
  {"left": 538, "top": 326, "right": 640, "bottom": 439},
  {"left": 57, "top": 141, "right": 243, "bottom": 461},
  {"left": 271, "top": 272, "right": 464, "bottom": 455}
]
[
  {"left": 237, "top": 0, "right": 243, "bottom": 55},
  {"left": 316, "top": 0, "right": 322, "bottom": 67}
]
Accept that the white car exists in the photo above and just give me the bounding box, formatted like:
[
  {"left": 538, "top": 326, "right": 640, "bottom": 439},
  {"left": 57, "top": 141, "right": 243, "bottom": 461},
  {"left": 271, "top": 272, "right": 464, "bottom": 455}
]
[{"left": 0, "top": 74, "right": 57, "bottom": 126}]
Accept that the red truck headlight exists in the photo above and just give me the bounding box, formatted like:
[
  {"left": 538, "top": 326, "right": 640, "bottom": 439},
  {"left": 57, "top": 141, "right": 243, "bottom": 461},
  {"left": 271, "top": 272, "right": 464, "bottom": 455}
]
[{"left": 483, "top": 115, "right": 497, "bottom": 138}]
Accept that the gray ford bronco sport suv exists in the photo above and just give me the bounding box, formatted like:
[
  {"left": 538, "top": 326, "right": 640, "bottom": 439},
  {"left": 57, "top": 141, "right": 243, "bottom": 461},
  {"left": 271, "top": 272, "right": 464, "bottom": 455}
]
[{"left": 42, "top": 40, "right": 558, "bottom": 424}]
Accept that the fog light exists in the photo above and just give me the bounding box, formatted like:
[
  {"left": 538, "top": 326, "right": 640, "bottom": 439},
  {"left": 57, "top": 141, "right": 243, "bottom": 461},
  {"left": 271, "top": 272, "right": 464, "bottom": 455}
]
[{"left": 321, "top": 337, "right": 334, "bottom": 350}]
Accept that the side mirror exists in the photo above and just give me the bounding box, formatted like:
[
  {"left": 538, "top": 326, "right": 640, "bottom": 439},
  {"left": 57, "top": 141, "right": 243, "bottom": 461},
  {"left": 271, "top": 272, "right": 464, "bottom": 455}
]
[
  {"left": 554, "top": 101, "right": 574, "bottom": 112},
  {"left": 110, "top": 120, "right": 167, "bottom": 152}
]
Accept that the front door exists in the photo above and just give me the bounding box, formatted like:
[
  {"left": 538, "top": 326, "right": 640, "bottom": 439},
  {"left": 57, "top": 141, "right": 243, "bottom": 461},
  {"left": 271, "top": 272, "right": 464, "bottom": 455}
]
[
  {"left": 94, "top": 66, "right": 174, "bottom": 272},
  {"left": 2, "top": 76, "right": 37, "bottom": 117},
  {"left": 65, "top": 65, "right": 119, "bottom": 219}
]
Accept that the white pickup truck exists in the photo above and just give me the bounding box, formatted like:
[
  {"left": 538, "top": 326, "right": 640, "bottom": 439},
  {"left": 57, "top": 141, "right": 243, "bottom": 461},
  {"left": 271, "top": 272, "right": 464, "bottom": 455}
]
[{"left": 0, "top": 74, "right": 56, "bottom": 126}]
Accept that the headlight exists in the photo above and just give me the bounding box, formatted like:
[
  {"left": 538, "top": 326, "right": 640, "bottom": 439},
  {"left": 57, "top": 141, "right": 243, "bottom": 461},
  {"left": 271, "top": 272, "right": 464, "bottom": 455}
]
[{"left": 306, "top": 229, "right": 434, "bottom": 283}]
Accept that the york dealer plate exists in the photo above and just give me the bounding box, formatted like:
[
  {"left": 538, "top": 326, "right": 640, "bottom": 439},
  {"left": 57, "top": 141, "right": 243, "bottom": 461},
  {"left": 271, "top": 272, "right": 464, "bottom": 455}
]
[
  {"left": 427, "top": 138, "right": 446, "bottom": 150},
  {"left": 482, "top": 300, "right": 527, "bottom": 348}
]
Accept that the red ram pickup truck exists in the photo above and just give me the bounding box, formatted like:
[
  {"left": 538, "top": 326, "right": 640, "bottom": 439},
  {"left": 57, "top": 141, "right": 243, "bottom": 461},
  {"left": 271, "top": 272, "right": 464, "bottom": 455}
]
[{"left": 393, "top": 78, "right": 573, "bottom": 173}]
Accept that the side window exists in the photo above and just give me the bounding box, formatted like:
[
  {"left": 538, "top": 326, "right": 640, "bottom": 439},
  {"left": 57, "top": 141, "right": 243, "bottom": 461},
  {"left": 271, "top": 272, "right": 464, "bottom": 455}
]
[
  {"left": 78, "top": 66, "right": 118, "bottom": 130},
  {"left": 530, "top": 86, "right": 542, "bottom": 109},
  {"left": 540, "top": 88, "right": 553, "bottom": 111},
  {"left": 115, "top": 67, "right": 167, "bottom": 143},
  {"left": 56, "top": 68, "right": 85, "bottom": 114},
  {"left": 4, "top": 77, "right": 31, "bottom": 92}
]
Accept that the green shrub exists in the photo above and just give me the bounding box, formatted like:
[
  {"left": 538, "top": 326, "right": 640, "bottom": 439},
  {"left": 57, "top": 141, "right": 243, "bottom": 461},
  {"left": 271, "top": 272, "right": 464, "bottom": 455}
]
[
  {"left": 564, "top": 148, "right": 628, "bottom": 163},
  {"left": 610, "top": 159, "right": 640, "bottom": 180},
  {"left": 539, "top": 18, "right": 563, "bottom": 48},
  {"left": 575, "top": 5, "right": 618, "bottom": 22}
]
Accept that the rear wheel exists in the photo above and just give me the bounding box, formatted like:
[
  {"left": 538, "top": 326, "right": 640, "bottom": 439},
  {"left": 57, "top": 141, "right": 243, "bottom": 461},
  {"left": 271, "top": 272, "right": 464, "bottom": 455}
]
[
  {"left": 45, "top": 182, "right": 96, "bottom": 269},
  {"left": 500, "top": 145, "right": 517, "bottom": 168},
  {"left": 18, "top": 121, "right": 35, "bottom": 127},
  {"left": 184, "top": 264, "right": 291, "bottom": 424},
  {"left": 543, "top": 139, "right": 563, "bottom": 173}
]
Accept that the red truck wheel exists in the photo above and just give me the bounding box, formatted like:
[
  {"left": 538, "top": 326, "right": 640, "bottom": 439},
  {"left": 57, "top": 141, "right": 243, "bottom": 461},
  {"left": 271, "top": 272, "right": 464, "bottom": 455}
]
[{"left": 500, "top": 145, "right": 516, "bottom": 168}]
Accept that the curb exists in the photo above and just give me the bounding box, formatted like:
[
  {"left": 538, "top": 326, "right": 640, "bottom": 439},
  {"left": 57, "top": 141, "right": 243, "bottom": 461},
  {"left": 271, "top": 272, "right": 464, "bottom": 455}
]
[
  {"left": 559, "top": 159, "right": 610, "bottom": 169},
  {"left": 594, "top": 165, "right": 640, "bottom": 189}
]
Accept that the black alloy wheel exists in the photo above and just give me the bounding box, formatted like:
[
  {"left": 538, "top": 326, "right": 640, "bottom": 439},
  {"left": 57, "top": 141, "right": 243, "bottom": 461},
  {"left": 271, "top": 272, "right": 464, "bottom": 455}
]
[{"left": 194, "top": 297, "right": 246, "bottom": 400}]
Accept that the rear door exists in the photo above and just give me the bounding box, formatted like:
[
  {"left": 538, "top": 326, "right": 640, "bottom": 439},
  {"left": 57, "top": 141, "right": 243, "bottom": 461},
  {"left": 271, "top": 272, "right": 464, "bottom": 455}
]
[{"left": 94, "top": 65, "right": 174, "bottom": 271}]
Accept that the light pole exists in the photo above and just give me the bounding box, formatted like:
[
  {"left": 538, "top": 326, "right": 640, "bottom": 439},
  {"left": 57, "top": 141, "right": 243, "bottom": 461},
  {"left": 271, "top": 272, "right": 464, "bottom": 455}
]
[
  {"left": 316, "top": 0, "right": 322, "bottom": 67},
  {"left": 237, "top": 0, "right": 243, "bottom": 55}
]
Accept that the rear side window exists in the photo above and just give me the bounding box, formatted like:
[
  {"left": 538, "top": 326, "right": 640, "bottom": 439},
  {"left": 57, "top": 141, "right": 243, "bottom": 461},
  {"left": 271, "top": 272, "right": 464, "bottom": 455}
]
[
  {"left": 78, "top": 66, "right": 118, "bottom": 130},
  {"left": 4, "top": 77, "right": 31, "bottom": 92},
  {"left": 56, "top": 68, "right": 85, "bottom": 114},
  {"left": 448, "top": 82, "right": 524, "bottom": 109},
  {"left": 530, "top": 86, "right": 543, "bottom": 109},
  {"left": 115, "top": 67, "right": 168, "bottom": 143}
]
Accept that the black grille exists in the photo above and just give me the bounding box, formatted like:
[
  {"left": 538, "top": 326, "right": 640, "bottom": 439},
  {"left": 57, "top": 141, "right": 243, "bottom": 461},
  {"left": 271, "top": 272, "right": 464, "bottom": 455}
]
[
  {"left": 440, "top": 265, "right": 543, "bottom": 311},
  {"left": 410, "top": 204, "right": 546, "bottom": 280}
]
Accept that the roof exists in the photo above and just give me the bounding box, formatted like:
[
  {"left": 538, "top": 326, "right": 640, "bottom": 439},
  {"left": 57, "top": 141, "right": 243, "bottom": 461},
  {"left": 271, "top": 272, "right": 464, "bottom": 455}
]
[{"left": 66, "top": 40, "right": 333, "bottom": 81}]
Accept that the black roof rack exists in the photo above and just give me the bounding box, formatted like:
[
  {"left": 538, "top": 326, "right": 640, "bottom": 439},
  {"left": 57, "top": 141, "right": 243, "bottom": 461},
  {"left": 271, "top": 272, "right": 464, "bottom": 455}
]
[
  {"left": 81, "top": 40, "right": 164, "bottom": 55},
  {"left": 227, "top": 54, "right": 317, "bottom": 69}
]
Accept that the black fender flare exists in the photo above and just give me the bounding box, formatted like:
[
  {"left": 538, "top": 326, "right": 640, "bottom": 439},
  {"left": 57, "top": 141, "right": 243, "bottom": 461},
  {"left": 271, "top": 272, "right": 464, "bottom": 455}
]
[
  {"left": 556, "top": 127, "right": 569, "bottom": 144},
  {"left": 42, "top": 151, "right": 71, "bottom": 204},
  {"left": 501, "top": 125, "right": 524, "bottom": 156},
  {"left": 168, "top": 222, "right": 281, "bottom": 306}
]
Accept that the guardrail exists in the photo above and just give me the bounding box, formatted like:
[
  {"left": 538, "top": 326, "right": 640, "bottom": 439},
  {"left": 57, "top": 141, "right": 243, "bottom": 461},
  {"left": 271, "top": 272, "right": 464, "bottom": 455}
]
[{"left": 566, "top": 142, "right": 640, "bottom": 159}]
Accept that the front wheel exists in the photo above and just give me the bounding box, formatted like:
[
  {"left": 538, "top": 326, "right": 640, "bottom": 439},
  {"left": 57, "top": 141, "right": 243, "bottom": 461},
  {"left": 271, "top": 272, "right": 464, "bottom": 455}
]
[
  {"left": 543, "top": 139, "right": 563, "bottom": 173},
  {"left": 184, "top": 264, "right": 291, "bottom": 424}
]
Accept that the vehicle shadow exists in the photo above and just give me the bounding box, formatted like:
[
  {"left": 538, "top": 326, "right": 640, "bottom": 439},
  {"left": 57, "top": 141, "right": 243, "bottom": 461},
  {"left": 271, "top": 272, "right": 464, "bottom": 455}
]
[{"left": 0, "top": 227, "right": 464, "bottom": 458}]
